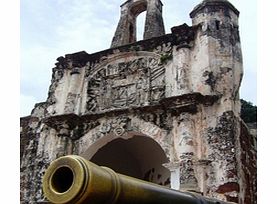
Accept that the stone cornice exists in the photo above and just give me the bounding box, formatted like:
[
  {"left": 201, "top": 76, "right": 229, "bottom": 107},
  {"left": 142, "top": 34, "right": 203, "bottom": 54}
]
[
  {"left": 190, "top": 0, "right": 240, "bottom": 18},
  {"left": 42, "top": 93, "right": 221, "bottom": 130}
]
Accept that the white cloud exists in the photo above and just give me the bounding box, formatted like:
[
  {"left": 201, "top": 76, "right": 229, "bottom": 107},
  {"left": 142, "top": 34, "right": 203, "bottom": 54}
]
[
  {"left": 20, "top": 44, "right": 56, "bottom": 101},
  {"left": 51, "top": 0, "right": 118, "bottom": 53},
  {"left": 20, "top": 94, "right": 37, "bottom": 117}
]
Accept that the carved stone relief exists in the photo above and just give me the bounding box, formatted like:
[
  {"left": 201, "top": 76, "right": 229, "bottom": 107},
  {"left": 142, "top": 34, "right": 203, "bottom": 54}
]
[
  {"left": 95, "top": 116, "right": 131, "bottom": 139},
  {"left": 153, "top": 42, "right": 172, "bottom": 56},
  {"left": 86, "top": 78, "right": 100, "bottom": 112},
  {"left": 86, "top": 54, "right": 167, "bottom": 113}
]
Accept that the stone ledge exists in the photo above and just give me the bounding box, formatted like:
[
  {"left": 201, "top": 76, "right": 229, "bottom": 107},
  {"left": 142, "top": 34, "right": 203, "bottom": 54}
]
[{"left": 42, "top": 93, "right": 220, "bottom": 127}]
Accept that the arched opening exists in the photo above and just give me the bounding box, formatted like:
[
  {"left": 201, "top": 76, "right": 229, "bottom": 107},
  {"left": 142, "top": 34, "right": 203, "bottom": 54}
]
[
  {"left": 111, "top": 0, "right": 165, "bottom": 48},
  {"left": 136, "top": 11, "right": 146, "bottom": 41},
  {"left": 129, "top": 0, "right": 147, "bottom": 42},
  {"left": 130, "top": 0, "right": 147, "bottom": 17},
  {"left": 90, "top": 136, "right": 170, "bottom": 186}
]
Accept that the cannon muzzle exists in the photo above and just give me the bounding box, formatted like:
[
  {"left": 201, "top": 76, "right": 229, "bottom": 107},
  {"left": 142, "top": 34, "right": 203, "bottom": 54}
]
[{"left": 42, "top": 155, "right": 234, "bottom": 204}]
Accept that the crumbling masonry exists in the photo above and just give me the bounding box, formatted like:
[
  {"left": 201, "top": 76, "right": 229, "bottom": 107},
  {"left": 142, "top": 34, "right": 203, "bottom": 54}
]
[{"left": 20, "top": 0, "right": 257, "bottom": 203}]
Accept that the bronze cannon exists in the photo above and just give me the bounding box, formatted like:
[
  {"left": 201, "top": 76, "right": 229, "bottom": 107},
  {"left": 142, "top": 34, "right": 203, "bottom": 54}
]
[{"left": 42, "top": 155, "right": 234, "bottom": 204}]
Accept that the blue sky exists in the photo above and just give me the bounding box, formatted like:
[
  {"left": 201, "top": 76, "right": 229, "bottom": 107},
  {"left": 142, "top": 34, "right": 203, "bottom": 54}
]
[{"left": 20, "top": 0, "right": 257, "bottom": 116}]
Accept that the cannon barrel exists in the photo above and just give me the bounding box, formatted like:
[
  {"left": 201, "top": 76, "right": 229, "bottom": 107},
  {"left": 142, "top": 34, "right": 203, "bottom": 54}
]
[{"left": 43, "top": 155, "right": 233, "bottom": 204}]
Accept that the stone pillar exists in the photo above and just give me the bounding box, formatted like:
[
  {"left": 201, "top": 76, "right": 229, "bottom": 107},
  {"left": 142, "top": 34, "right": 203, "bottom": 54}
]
[
  {"left": 163, "top": 162, "right": 181, "bottom": 190},
  {"left": 144, "top": 0, "right": 165, "bottom": 40},
  {"left": 111, "top": 0, "right": 165, "bottom": 48},
  {"left": 172, "top": 113, "right": 200, "bottom": 193},
  {"left": 110, "top": 5, "right": 136, "bottom": 47}
]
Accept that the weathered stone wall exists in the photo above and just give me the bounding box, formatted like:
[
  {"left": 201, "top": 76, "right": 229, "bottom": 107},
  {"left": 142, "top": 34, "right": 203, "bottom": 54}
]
[
  {"left": 237, "top": 121, "right": 257, "bottom": 204},
  {"left": 20, "top": 0, "right": 256, "bottom": 203}
]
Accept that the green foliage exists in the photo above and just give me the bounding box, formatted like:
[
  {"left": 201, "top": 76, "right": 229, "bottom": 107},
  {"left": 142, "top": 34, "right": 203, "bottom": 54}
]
[
  {"left": 240, "top": 99, "right": 257, "bottom": 123},
  {"left": 160, "top": 53, "right": 173, "bottom": 64}
]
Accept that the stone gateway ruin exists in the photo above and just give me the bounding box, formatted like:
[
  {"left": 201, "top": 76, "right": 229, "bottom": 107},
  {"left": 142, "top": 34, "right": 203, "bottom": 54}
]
[{"left": 20, "top": 0, "right": 256, "bottom": 203}]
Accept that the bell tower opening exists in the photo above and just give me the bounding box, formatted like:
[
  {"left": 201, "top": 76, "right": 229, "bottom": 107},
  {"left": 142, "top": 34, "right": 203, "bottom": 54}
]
[
  {"left": 136, "top": 11, "right": 146, "bottom": 41},
  {"left": 111, "top": 0, "right": 165, "bottom": 48},
  {"left": 90, "top": 136, "right": 170, "bottom": 186}
]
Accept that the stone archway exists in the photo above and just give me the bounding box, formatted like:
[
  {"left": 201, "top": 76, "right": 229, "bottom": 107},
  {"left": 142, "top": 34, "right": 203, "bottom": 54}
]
[{"left": 82, "top": 134, "right": 171, "bottom": 186}]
